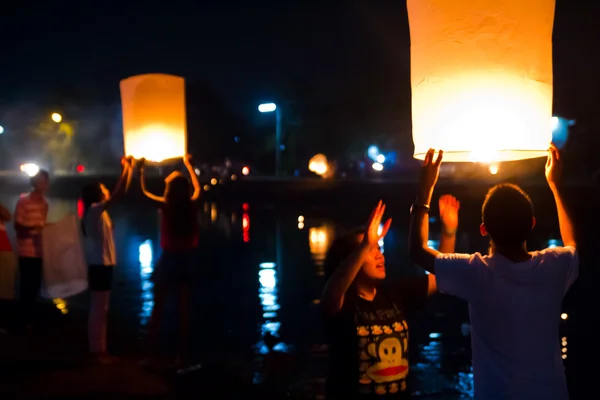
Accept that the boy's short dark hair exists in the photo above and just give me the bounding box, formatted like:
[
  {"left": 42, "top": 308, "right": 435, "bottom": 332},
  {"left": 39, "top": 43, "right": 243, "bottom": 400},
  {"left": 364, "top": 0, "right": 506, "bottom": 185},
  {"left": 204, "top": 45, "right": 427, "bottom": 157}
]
[
  {"left": 482, "top": 183, "right": 534, "bottom": 246},
  {"left": 30, "top": 169, "right": 49, "bottom": 186}
]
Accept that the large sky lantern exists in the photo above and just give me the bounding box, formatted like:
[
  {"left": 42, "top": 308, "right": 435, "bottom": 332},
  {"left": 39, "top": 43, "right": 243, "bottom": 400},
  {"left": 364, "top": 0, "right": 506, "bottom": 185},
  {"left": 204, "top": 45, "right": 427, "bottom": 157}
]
[
  {"left": 120, "top": 73, "right": 187, "bottom": 163},
  {"left": 407, "top": 0, "right": 555, "bottom": 163}
]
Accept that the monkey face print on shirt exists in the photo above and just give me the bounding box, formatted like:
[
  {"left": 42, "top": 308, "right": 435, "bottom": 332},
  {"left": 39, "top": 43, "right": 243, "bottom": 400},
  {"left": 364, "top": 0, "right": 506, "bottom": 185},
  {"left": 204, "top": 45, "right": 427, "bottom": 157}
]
[{"left": 356, "top": 308, "right": 410, "bottom": 396}]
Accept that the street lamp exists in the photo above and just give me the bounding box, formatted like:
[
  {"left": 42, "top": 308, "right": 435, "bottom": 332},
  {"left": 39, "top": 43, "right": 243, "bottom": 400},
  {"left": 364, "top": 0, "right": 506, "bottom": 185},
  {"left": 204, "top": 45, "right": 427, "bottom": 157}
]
[
  {"left": 51, "top": 113, "right": 62, "bottom": 123},
  {"left": 258, "top": 102, "right": 282, "bottom": 177}
]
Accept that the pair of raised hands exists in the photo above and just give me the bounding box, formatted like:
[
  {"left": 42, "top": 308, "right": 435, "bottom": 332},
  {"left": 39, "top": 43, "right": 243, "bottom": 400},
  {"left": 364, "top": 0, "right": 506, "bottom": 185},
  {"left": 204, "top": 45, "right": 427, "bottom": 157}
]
[
  {"left": 362, "top": 196, "right": 460, "bottom": 247},
  {"left": 122, "top": 155, "right": 194, "bottom": 170},
  {"left": 362, "top": 143, "right": 563, "bottom": 246},
  {"left": 418, "top": 144, "right": 563, "bottom": 196}
]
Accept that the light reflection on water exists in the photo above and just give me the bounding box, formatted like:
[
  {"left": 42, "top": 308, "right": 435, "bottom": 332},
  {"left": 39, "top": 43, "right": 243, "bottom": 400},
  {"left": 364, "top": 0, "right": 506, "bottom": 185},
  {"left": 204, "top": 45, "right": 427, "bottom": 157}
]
[
  {"left": 309, "top": 224, "right": 334, "bottom": 277},
  {"left": 138, "top": 240, "right": 154, "bottom": 326},
  {"left": 256, "top": 262, "right": 287, "bottom": 354}
]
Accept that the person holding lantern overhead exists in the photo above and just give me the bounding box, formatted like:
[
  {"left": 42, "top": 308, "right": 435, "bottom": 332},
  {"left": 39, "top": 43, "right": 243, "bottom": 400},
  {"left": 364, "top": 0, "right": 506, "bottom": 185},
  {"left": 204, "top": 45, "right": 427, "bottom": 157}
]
[
  {"left": 321, "top": 196, "right": 459, "bottom": 399},
  {"left": 81, "top": 157, "right": 133, "bottom": 365},
  {"left": 138, "top": 154, "right": 201, "bottom": 374},
  {"left": 408, "top": 146, "right": 577, "bottom": 400}
]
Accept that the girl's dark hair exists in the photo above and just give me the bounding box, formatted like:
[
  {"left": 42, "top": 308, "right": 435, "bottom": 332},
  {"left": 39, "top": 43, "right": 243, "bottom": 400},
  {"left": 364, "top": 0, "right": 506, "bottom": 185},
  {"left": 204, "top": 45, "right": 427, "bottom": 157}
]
[
  {"left": 323, "top": 227, "right": 364, "bottom": 313},
  {"left": 324, "top": 227, "right": 364, "bottom": 280},
  {"left": 81, "top": 182, "right": 104, "bottom": 236},
  {"left": 163, "top": 175, "right": 198, "bottom": 238}
]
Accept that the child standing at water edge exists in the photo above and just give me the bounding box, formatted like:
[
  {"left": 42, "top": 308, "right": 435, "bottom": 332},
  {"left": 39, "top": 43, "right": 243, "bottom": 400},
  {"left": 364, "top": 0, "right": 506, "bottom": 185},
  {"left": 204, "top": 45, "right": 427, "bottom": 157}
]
[
  {"left": 14, "top": 170, "right": 49, "bottom": 330},
  {"left": 409, "top": 146, "right": 577, "bottom": 400},
  {"left": 81, "top": 157, "right": 133, "bottom": 364},
  {"left": 138, "top": 155, "right": 201, "bottom": 373}
]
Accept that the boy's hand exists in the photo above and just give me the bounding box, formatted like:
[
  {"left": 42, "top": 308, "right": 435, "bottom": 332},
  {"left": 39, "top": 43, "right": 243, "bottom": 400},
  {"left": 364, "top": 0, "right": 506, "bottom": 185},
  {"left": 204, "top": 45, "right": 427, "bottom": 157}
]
[
  {"left": 418, "top": 148, "right": 443, "bottom": 204},
  {"left": 545, "top": 144, "right": 562, "bottom": 189},
  {"left": 439, "top": 194, "right": 460, "bottom": 235}
]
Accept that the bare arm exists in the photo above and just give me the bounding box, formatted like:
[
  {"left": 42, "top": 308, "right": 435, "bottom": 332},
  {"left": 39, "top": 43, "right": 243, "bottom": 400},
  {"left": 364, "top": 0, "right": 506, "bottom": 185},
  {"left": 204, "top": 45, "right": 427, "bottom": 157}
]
[
  {"left": 409, "top": 149, "right": 444, "bottom": 274},
  {"left": 123, "top": 158, "right": 134, "bottom": 194},
  {"left": 546, "top": 145, "right": 576, "bottom": 248},
  {"left": 140, "top": 167, "right": 165, "bottom": 203},
  {"left": 322, "top": 242, "right": 371, "bottom": 315},
  {"left": 0, "top": 204, "right": 11, "bottom": 222},
  {"left": 410, "top": 205, "right": 441, "bottom": 274},
  {"left": 422, "top": 194, "right": 458, "bottom": 294},
  {"left": 106, "top": 160, "right": 132, "bottom": 207},
  {"left": 183, "top": 156, "right": 201, "bottom": 201},
  {"left": 439, "top": 232, "right": 456, "bottom": 254},
  {"left": 550, "top": 185, "right": 576, "bottom": 248}
]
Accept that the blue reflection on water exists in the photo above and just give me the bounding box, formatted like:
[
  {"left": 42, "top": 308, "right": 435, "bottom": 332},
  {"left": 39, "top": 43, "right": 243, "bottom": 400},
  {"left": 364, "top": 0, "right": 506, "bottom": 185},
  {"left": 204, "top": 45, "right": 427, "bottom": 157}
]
[
  {"left": 424, "top": 240, "right": 440, "bottom": 275},
  {"left": 548, "top": 239, "right": 563, "bottom": 248},
  {"left": 427, "top": 239, "right": 440, "bottom": 251},
  {"left": 256, "top": 262, "right": 288, "bottom": 354},
  {"left": 139, "top": 240, "right": 154, "bottom": 326},
  {"left": 457, "top": 369, "right": 475, "bottom": 398}
]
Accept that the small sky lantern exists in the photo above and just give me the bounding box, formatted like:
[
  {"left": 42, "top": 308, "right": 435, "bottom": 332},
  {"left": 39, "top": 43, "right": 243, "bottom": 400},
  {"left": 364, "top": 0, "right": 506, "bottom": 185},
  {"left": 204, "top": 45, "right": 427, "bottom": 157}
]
[
  {"left": 120, "top": 73, "right": 187, "bottom": 162},
  {"left": 407, "top": 0, "right": 555, "bottom": 163}
]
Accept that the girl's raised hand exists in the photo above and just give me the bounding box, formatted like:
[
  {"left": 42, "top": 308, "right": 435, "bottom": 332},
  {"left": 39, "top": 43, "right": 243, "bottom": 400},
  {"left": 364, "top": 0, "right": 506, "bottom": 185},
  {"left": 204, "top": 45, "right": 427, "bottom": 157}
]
[{"left": 362, "top": 200, "right": 392, "bottom": 247}]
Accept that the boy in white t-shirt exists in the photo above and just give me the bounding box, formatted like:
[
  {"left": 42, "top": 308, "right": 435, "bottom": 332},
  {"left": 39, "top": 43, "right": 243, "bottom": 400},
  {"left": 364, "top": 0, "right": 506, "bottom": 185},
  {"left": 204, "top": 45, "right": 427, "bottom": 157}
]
[{"left": 408, "top": 145, "right": 577, "bottom": 400}]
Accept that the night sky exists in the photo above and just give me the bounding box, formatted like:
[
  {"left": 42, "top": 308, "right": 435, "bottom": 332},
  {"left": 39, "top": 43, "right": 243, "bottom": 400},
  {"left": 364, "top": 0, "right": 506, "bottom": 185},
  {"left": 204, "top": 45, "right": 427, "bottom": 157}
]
[{"left": 1, "top": 1, "right": 599, "bottom": 163}]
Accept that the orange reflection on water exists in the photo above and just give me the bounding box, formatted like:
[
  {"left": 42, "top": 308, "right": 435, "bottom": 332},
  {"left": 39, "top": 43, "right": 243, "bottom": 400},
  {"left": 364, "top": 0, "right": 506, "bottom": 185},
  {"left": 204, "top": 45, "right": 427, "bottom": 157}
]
[{"left": 309, "top": 224, "right": 334, "bottom": 276}]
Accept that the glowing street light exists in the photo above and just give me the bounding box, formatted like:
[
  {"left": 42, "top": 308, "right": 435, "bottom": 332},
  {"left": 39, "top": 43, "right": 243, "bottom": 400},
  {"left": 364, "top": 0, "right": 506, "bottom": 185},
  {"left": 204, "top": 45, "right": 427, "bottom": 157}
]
[
  {"left": 20, "top": 163, "right": 40, "bottom": 177},
  {"left": 376, "top": 154, "right": 386, "bottom": 163},
  {"left": 372, "top": 162, "right": 384, "bottom": 171},
  {"left": 258, "top": 102, "right": 282, "bottom": 176},
  {"left": 51, "top": 113, "right": 62, "bottom": 123},
  {"left": 258, "top": 103, "right": 277, "bottom": 113},
  {"left": 0, "top": 125, "right": 4, "bottom": 134}
]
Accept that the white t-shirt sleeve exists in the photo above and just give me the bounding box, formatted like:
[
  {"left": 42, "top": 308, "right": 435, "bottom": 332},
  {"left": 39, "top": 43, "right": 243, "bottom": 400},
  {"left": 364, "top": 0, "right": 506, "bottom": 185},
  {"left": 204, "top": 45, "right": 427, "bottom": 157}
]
[
  {"left": 83, "top": 202, "right": 107, "bottom": 231},
  {"left": 434, "top": 253, "right": 487, "bottom": 301},
  {"left": 542, "top": 246, "right": 579, "bottom": 292}
]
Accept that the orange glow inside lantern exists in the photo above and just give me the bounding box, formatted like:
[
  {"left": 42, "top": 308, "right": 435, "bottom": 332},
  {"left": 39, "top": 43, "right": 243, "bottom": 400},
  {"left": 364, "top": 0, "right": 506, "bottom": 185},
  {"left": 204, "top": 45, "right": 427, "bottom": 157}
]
[
  {"left": 120, "top": 74, "right": 187, "bottom": 162},
  {"left": 407, "top": 0, "right": 555, "bottom": 162}
]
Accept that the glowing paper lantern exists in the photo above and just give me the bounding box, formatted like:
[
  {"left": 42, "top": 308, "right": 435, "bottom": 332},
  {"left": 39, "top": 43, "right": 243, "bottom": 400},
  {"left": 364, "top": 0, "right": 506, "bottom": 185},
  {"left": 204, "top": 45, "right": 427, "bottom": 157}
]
[
  {"left": 408, "top": 0, "right": 555, "bottom": 162},
  {"left": 120, "top": 74, "right": 187, "bottom": 162}
]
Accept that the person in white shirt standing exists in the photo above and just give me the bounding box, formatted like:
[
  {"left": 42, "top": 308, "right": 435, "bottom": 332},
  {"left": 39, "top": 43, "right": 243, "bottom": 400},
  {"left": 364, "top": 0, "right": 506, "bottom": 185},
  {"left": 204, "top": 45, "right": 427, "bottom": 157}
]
[
  {"left": 81, "top": 157, "right": 133, "bottom": 364},
  {"left": 14, "top": 170, "right": 49, "bottom": 330},
  {"left": 408, "top": 145, "right": 577, "bottom": 400}
]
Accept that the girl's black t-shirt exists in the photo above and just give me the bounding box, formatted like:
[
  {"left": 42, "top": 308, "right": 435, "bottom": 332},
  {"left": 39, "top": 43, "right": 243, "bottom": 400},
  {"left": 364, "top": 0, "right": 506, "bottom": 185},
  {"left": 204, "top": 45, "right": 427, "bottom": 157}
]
[{"left": 325, "top": 275, "right": 430, "bottom": 399}]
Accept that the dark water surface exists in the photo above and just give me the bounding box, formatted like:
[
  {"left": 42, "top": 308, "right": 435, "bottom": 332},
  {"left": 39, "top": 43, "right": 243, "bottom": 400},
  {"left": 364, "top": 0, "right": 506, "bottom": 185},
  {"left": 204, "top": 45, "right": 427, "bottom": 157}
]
[{"left": 0, "top": 192, "right": 587, "bottom": 399}]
